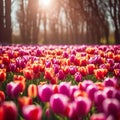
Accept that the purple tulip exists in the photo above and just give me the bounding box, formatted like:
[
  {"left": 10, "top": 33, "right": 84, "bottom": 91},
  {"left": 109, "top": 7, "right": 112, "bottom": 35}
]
[
  {"left": 69, "top": 66, "right": 77, "bottom": 75},
  {"left": 66, "top": 102, "right": 77, "bottom": 118},
  {"left": 22, "top": 105, "right": 42, "bottom": 120},
  {"left": 74, "top": 96, "right": 91, "bottom": 116},
  {"left": 107, "top": 59, "right": 114, "bottom": 66},
  {"left": 38, "top": 84, "right": 53, "bottom": 102},
  {"left": 9, "top": 63, "right": 17, "bottom": 72},
  {"left": 45, "top": 60, "right": 51, "bottom": 68},
  {"left": 86, "top": 84, "right": 98, "bottom": 101},
  {"left": 6, "top": 82, "right": 23, "bottom": 98},
  {"left": 103, "top": 77, "right": 117, "bottom": 87},
  {"left": 70, "top": 85, "right": 78, "bottom": 100},
  {"left": 103, "top": 87, "right": 117, "bottom": 98},
  {"left": 53, "top": 64, "right": 59, "bottom": 74},
  {"left": 57, "top": 69, "right": 65, "bottom": 80},
  {"left": 80, "top": 80, "right": 94, "bottom": 91},
  {"left": 115, "top": 91, "right": 120, "bottom": 102},
  {"left": 114, "top": 63, "right": 120, "bottom": 69},
  {"left": 102, "top": 98, "right": 120, "bottom": 118},
  {"left": 69, "top": 55, "right": 75, "bottom": 63},
  {"left": 94, "top": 91, "right": 106, "bottom": 112},
  {"left": 63, "top": 51, "right": 69, "bottom": 58},
  {"left": 50, "top": 93, "right": 69, "bottom": 115},
  {"left": 58, "top": 82, "right": 71, "bottom": 97},
  {"left": 74, "top": 72, "right": 82, "bottom": 82}
]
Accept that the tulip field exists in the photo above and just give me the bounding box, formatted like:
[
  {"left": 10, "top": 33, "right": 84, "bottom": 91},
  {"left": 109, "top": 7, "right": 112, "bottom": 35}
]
[{"left": 0, "top": 44, "right": 120, "bottom": 120}]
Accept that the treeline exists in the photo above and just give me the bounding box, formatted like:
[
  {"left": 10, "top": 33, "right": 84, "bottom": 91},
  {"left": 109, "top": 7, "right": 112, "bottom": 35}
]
[{"left": 0, "top": 0, "right": 120, "bottom": 44}]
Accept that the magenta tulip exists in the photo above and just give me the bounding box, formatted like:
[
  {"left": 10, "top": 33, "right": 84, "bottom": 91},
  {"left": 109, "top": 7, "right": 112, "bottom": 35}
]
[
  {"left": 38, "top": 84, "right": 53, "bottom": 102},
  {"left": 50, "top": 93, "right": 69, "bottom": 115}
]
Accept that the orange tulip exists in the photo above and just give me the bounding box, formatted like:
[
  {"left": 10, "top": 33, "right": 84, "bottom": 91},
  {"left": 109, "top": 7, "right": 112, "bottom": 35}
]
[
  {"left": 18, "top": 96, "right": 32, "bottom": 109},
  {"left": 28, "top": 84, "right": 37, "bottom": 98}
]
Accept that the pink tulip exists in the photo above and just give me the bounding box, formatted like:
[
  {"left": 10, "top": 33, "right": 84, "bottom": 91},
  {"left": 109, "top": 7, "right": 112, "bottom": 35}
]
[{"left": 90, "top": 113, "right": 106, "bottom": 120}]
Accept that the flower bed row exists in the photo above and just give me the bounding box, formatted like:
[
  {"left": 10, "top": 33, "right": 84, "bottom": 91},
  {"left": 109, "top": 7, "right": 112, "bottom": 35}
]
[{"left": 0, "top": 45, "right": 120, "bottom": 120}]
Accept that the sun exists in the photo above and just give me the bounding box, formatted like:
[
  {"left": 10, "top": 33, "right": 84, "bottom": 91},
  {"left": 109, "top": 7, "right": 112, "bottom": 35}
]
[{"left": 39, "top": 0, "right": 51, "bottom": 8}]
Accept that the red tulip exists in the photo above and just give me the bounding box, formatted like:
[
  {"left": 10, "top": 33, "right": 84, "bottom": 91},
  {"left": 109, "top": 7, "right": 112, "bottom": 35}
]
[
  {"left": 23, "top": 68, "right": 34, "bottom": 80},
  {"left": 0, "top": 107, "right": 4, "bottom": 120},
  {"left": 94, "top": 68, "right": 108, "bottom": 80},
  {"left": 86, "top": 64, "right": 95, "bottom": 74},
  {"left": 2, "top": 54, "right": 10, "bottom": 66},
  {"left": 79, "top": 67, "right": 87, "bottom": 76},
  {"left": 22, "top": 105, "right": 42, "bottom": 120},
  {"left": 1, "top": 101, "right": 18, "bottom": 120},
  {"left": 0, "top": 91, "right": 5, "bottom": 103},
  {"left": 0, "top": 69, "right": 6, "bottom": 82}
]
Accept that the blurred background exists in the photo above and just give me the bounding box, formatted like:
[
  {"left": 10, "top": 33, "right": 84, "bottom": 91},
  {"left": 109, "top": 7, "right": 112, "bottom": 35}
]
[{"left": 0, "top": 0, "right": 120, "bottom": 45}]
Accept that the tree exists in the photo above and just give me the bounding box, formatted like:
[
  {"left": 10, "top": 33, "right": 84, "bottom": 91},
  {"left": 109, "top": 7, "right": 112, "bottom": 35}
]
[
  {"left": 0, "top": 0, "right": 12, "bottom": 44},
  {"left": 17, "top": 0, "right": 41, "bottom": 44},
  {"left": 108, "top": 0, "right": 120, "bottom": 44}
]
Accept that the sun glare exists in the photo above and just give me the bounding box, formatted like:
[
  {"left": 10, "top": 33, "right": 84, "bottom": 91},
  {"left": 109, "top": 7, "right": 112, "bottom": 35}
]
[{"left": 39, "top": 0, "right": 51, "bottom": 8}]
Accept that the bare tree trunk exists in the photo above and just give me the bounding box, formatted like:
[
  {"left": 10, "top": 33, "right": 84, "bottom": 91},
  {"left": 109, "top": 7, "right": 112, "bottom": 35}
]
[
  {"left": 0, "top": 0, "right": 4, "bottom": 44},
  {"left": 0, "top": 0, "right": 12, "bottom": 44},
  {"left": 5, "top": 0, "right": 12, "bottom": 44},
  {"left": 43, "top": 12, "right": 47, "bottom": 44}
]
